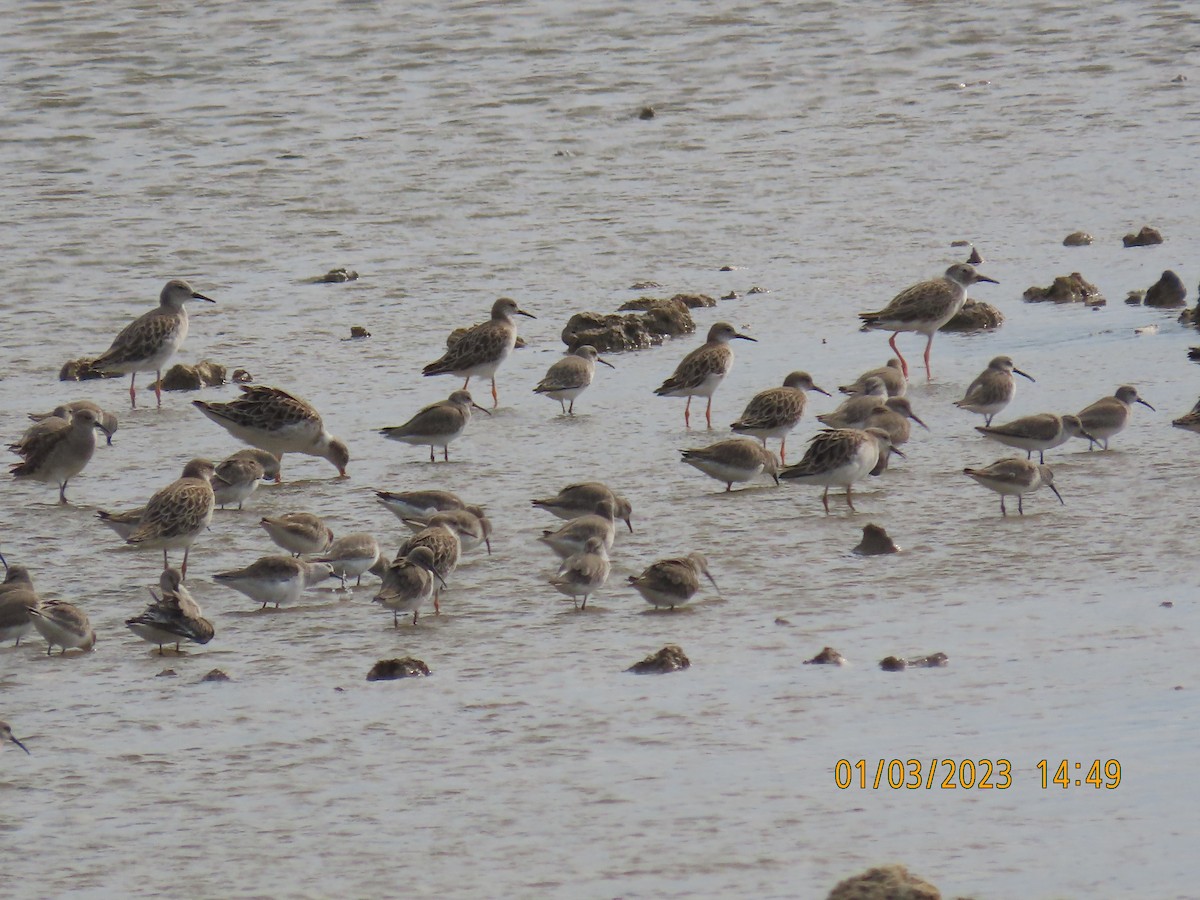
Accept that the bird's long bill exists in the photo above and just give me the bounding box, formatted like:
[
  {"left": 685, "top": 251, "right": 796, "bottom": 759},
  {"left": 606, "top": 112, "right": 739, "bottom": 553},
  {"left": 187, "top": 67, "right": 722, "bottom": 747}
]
[
  {"left": 192, "top": 291, "right": 216, "bottom": 303},
  {"left": 596, "top": 357, "right": 616, "bottom": 369},
  {"left": 813, "top": 384, "right": 832, "bottom": 397},
  {"left": 1048, "top": 483, "right": 1065, "bottom": 505},
  {"left": 623, "top": 517, "right": 634, "bottom": 533},
  {"left": 516, "top": 309, "right": 537, "bottom": 319},
  {"left": 1136, "top": 398, "right": 1156, "bottom": 411},
  {"left": 705, "top": 571, "right": 721, "bottom": 595},
  {"left": 10, "top": 734, "right": 30, "bottom": 754},
  {"left": 976, "top": 274, "right": 999, "bottom": 284},
  {"left": 1080, "top": 430, "right": 1099, "bottom": 444},
  {"left": 147, "top": 588, "right": 162, "bottom": 602},
  {"left": 890, "top": 446, "right": 907, "bottom": 460},
  {"left": 1014, "top": 368, "right": 1035, "bottom": 382},
  {"left": 0, "top": 550, "right": 7, "bottom": 575},
  {"left": 484, "top": 537, "right": 492, "bottom": 555},
  {"left": 472, "top": 402, "right": 493, "bottom": 416},
  {"left": 734, "top": 333, "right": 757, "bottom": 342},
  {"left": 911, "top": 413, "right": 930, "bottom": 431}
]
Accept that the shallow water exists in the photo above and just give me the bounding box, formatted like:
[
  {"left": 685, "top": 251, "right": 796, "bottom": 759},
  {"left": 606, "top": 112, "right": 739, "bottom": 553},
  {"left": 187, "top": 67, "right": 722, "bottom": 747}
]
[{"left": 2, "top": 1, "right": 1200, "bottom": 897}]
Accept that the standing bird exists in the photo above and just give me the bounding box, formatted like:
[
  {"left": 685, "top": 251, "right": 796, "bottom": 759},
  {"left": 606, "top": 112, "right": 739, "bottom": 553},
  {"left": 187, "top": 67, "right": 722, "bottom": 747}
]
[
  {"left": 963, "top": 459, "right": 1063, "bottom": 516},
  {"left": 92, "top": 279, "right": 215, "bottom": 408},
  {"left": 126, "top": 569, "right": 214, "bottom": 653},
  {"left": 260, "top": 512, "right": 334, "bottom": 557},
  {"left": 9, "top": 406, "right": 107, "bottom": 504},
  {"left": 680, "top": 438, "right": 780, "bottom": 492},
  {"left": 399, "top": 507, "right": 492, "bottom": 555},
  {"left": 730, "top": 371, "right": 830, "bottom": 463},
  {"left": 538, "top": 499, "right": 618, "bottom": 559},
  {"left": 211, "top": 454, "right": 266, "bottom": 510},
  {"left": 838, "top": 359, "right": 907, "bottom": 398},
  {"left": 531, "top": 482, "right": 634, "bottom": 532},
  {"left": 858, "top": 263, "right": 998, "bottom": 380},
  {"left": 396, "top": 521, "right": 461, "bottom": 613},
  {"left": 376, "top": 489, "right": 473, "bottom": 521},
  {"left": 627, "top": 553, "right": 720, "bottom": 610},
  {"left": 654, "top": 322, "right": 757, "bottom": 429},
  {"left": 549, "top": 536, "right": 611, "bottom": 610},
  {"left": 26, "top": 401, "right": 118, "bottom": 445},
  {"left": 817, "top": 377, "right": 888, "bottom": 429},
  {"left": 27, "top": 600, "right": 97, "bottom": 655},
  {"left": 422, "top": 297, "right": 536, "bottom": 408},
  {"left": 125, "top": 458, "right": 216, "bottom": 579},
  {"left": 0, "top": 576, "right": 40, "bottom": 647},
  {"left": 862, "top": 397, "right": 929, "bottom": 447},
  {"left": 533, "top": 345, "right": 614, "bottom": 415},
  {"left": 379, "top": 390, "right": 491, "bottom": 462},
  {"left": 315, "top": 533, "right": 382, "bottom": 589},
  {"left": 976, "top": 413, "right": 1095, "bottom": 463},
  {"left": 1075, "top": 385, "right": 1155, "bottom": 450},
  {"left": 780, "top": 428, "right": 903, "bottom": 513},
  {"left": 372, "top": 546, "right": 444, "bottom": 627},
  {"left": 193, "top": 385, "right": 349, "bottom": 480},
  {"left": 954, "top": 356, "right": 1035, "bottom": 425},
  {"left": 214, "top": 557, "right": 334, "bottom": 609}
]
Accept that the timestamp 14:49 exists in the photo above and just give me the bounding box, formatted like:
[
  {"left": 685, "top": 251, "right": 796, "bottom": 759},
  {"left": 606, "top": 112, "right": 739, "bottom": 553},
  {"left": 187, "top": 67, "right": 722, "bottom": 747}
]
[{"left": 1037, "top": 759, "right": 1122, "bottom": 789}]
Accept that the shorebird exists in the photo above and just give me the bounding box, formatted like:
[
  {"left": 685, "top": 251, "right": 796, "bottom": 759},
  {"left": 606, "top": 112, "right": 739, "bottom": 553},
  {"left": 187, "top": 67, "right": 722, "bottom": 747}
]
[
  {"left": 315, "top": 533, "right": 382, "bottom": 588},
  {"left": 399, "top": 508, "right": 491, "bottom": 555},
  {"left": 28, "top": 600, "right": 97, "bottom": 655},
  {"left": 862, "top": 397, "right": 929, "bottom": 447},
  {"left": 193, "top": 385, "right": 349, "bottom": 480},
  {"left": 954, "top": 356, "right": 1035, "bottom": 425},
  {"left": 0, "top": 581, "right": 39, "bottom": 647},
  {"left": 92, "top": 279, "right": 215, "bottom": 408},
  {"left": 96, "top": 505, "right": 146, "bottom": 540},
  {"left": 1075, "top": 386, "right": 1155, "bottom": 450},
  {"left": 260, "top": 512, "right": 334, "bottom": 556},
  {"left": 372, "top": 546, "right": 444, "bottom": 627},
  {"left": 214, "top": 557, "right": 334, "bottom": 609},
  {"left": 533, "top": 345, "right": 614, "bottom": 415},
  {"left": 963, "top": 459, "right": 1063, "bottom": 516},
  {"left": 9, "top": 406, "right": 107, "bottom": 503},
  {"left": 780, "top": 427, "right": 903, "bottom": 512},
  {"left": 396, "top": 521, "right": 461, "bottom": 613},
  {"left": 654, "top": 322, "right": 757, "bottom": 429},
  {"left": 0, "top": 721, "right": 30, "bottom": 754},
  {"left": 379, "top": 390, "right": 490, "bottom": 462},
  {"left": 125, "top": 458, "right": 216, "bottom": 578},
  {"left": 531, "top": 482, "right": 634, "bottom": 532},
  {"left": 538, "top": 499, "right": 618, "bottom": 559},
  {"left": 549, "top": 536, "right": 611, "bottom": 610},
  {"left": 627, "top": 552, "right": 719, "bottom": 610},
  {"left": 858, "top": 263, "right": 998, "bottom": 380},
  {"left": 212, "top": 454, "right": 266, "bottom": 510},
  {"left": 1171, "top": 399, "right": 1200, "bottom": 434},
  {"left": 817, "top": 377, "right": 889, "bottom": 429},
  {"left": 976, "top": 413, "right": 1095, "bottom": 463},
  {"left": 680, "top": 438, "right": 780, "bottom": 492},
  {"left": 422, "top": 297, "right": 536, "bottom": 408},
  {"left": 126, "top": 569, "right": 214, "bottom": 653},
  {"left": 223, "top": 448, "right": 281, "bottom": 481},
  {"left": 730, "top": 371, "right": 829, "bottom": 463},
  {"left": 839, "top": 359, "right": 907, "bottom": 397},
  {"left": 376, "top": 489, "right": 472, "bottom": 521},
  {"left": 27, "top": 400, "right": 118, "bottom": 445}
]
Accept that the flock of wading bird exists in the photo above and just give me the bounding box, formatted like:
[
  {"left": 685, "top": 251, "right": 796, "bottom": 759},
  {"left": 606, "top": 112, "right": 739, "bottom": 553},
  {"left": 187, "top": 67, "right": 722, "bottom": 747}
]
[{"left": 3, "top": 262, "right": 1194, "bottom": 665}]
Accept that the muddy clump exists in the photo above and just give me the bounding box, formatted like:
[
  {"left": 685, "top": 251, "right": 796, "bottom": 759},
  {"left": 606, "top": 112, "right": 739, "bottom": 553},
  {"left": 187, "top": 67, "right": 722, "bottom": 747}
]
[
  {"left": 311, "top": 267, "right": 359, "bottom": 283},
  {"left": 1063, "top": 231, "right": 1094, "bottom": 246},
  {"left": 941, "top": 299, "right": 1004, "bottom": 332},
  {"left": 153, "top": 361, "right": 229, "bottom": 392},
  {"left": 826, "top": 864, "right": 942, "bottom": 900},
  {"left": 561, "top": 311, "right": 660, "bottom": 352},
  {"left": 853, "top": 524, "right": 900, "bottom": 556},
  {"left": 880, "top": 653, "right": 948, "bottom": 671},
  {"left": 200, "top": 668, "right": 231, "bottom": 683},
  {"left": 367, "top": 657, "right": 431, "bottom": 681},
  {"left": 626, "top": 644, "right": 690, "bottom": 674},
  {"left": 1022, "top": 273, "right": 1104, "bottom": 306},
  {"left": 1123, "top": 225, "right": 1163, "bottom": 247},
  {"left": 804, "top": 647, "right": 847, "bottom": 666},
  {"left": 1144, "top": 270, "right": 1187, "bottom": 308}
]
